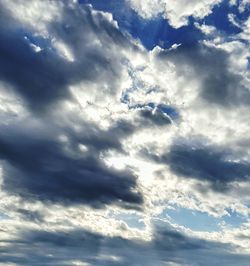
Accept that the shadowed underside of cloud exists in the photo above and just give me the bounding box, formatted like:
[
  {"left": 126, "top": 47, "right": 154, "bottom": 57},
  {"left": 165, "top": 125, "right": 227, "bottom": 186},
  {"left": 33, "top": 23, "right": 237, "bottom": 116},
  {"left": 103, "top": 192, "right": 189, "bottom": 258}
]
[
  {"left": 158, "top": 43, "right": 250, "bottom": 107},
  {"left": 139, "top": 106, "right": 172, "bottom": 126},
  {"left": 0, "top": 2, "right": 130, "bottom": 112},
  {"left": 0, "top": 119, "right": 142, "bottom": 208},
  {"left": 168, "top": 143, "right": 250, "bottom": 190},
  {"left": 0, "top": 1, "right": 143, "bottom": 208},
  {"left": 0, "top": 224, "right": 249, "bottom": 266},
  {"left": 142, "top": 141, "right": 250, "bottom": 191},
  {"left": 125, "top": 103, "right": 178, "bottom": 127}
]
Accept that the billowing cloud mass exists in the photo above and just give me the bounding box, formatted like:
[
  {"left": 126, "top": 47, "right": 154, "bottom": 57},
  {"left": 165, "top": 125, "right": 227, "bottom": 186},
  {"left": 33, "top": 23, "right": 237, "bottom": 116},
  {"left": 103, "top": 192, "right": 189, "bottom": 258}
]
[
  {"left": 127, "top": 0, "right": 222, "bottom": 28},
  {"left": 0, "top": 0, "right": 249, "bottom": 265}
]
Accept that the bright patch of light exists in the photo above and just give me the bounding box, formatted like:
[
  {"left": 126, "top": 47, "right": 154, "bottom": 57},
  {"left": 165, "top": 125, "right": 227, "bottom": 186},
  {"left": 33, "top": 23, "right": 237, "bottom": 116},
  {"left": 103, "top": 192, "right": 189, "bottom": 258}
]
[{"left": 52, "top": 39, "right": 74, "bottom": 62}]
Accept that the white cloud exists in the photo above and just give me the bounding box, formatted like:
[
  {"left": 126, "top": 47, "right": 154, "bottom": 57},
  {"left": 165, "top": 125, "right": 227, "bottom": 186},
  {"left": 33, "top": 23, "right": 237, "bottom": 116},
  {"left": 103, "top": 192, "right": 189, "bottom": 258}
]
[
  {"left": 127, "top": 0, "right": 222, "bottom": 28},
  {"left": 0, "top": 0, "right": 250, "bottom": 264},
  {"left": 239, "top": 0, "right": 250, "bottom": 12},
  {"left": 238, "top": 16, "right": 250, "bottom": 42},
  {"left": 0, "top": 0, "right": 64, "bottom": 35}
]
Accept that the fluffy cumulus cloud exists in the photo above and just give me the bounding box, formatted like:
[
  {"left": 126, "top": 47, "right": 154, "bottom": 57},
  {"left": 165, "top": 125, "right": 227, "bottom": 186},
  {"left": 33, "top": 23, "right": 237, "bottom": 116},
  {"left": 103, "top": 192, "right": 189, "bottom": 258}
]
[
  {"left": 127, "top": 0, "right": 222, "bottom": 28},
  {"left": 0, "top": 0, "right": 250, "bottom": 265}
]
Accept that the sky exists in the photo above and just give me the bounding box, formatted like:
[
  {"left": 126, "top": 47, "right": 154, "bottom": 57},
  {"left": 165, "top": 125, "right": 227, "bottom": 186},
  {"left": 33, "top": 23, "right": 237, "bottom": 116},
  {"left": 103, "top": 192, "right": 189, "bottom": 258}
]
[{"left": 0, "top": 0, "right": 250, "bottom": 265}]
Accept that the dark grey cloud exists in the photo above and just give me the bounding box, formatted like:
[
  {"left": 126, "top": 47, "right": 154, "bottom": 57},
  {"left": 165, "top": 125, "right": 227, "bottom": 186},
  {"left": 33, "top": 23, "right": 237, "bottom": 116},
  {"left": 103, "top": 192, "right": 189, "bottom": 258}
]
[
  {"left": 17, "top": 208, "right": 44, "bottom": 223},
  {"left": 0, "top": 223, "right": 249, "bottom": 266},
  {"left": 0, "top": 1, "right": 131, "bottom": 112},
  {"left": 0, "top": 230, "right": 100, "bottom": 266},
  {"left": 142, "top": 141, "right": 250, "bottom": 191},
  {"left": 0, "top": 118, "right": 142, "bottom": 208},
  {"left": 158, "top": 43, "right": 250, "bottom": 107},
  {"left": 126, "top": 103, "right": 176, "bottom": 128},
  {"left": 168, "top": 143, "right": 250, "bottom": 190},
  {"left": 0, "top": 1, "right": 143, "bottom": 208},
  {"left": 139, "top": 106, "right": 172, "bottom": 126}
]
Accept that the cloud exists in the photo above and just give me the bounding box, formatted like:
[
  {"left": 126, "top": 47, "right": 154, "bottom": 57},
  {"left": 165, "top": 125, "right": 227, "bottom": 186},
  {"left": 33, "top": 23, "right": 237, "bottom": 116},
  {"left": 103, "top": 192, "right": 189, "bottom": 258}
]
[
  {"left": 168, "top": 142, "right": 250, "bottom": 190},
  {"left": 0, "top": 223, "right": 250, "bottom": 266},
  {"left": 0, "top": 116, "right": 142, "bottom": 208},
  {"left": 127, "top": 0, "right": 222, "bottom": 28},
  {"left": 0, "top": 0, "right": 250, "bottom": 265},
  {"left": 157, "top": 43, "right": 250, "bottom": 107},
  {"left": 142, "top": 139, "right": 250, "bottom": 191},
  {"left": 16, "top": 208, "right": 44, "bottom": 223},
  {"left": 0, "top": 1, "right": 132, "bottom": 112},
  {"left": 138, "top": 105, "right": 172, "bottom": 126},
  {"left": 0, "top": 0, "right": 144, "bottom": 209}
]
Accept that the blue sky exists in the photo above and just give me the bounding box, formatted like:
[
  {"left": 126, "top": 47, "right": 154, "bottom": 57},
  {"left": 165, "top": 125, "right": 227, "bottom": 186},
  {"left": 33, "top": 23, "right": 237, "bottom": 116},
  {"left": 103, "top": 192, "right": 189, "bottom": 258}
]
[
  {"left": 80, "top": 0, "right": 249, "bottom": 49},
  {"left": 80, "top": 0, "right": 204, "bottom": 49},
  {"left": 0, "top": 0, "right": 250, "bottom": 265},
  {"left": 163, "top": 205, "right": 248, "bottom": 232}
]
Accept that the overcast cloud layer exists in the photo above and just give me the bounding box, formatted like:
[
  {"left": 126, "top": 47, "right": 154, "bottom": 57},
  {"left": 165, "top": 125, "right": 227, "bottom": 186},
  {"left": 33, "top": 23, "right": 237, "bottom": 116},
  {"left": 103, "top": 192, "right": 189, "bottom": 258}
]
[{"left": 0, "top": 0, "right": 250, "bottom": 265}]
